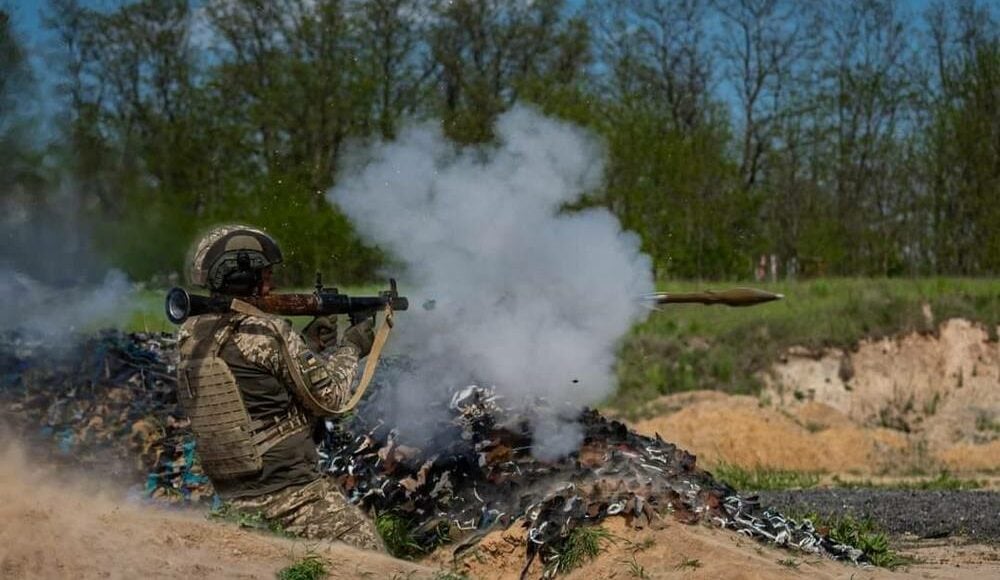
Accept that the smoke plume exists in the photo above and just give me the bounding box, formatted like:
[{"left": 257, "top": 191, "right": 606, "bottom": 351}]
[
  {"left": 0, "top": 188, "right": 135, "bottom": 337},
  {"left": 330, "top": 107, "right": 654, "bottom": 458}
]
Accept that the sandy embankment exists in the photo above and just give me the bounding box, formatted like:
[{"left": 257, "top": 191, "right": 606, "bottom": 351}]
[
  {"left": 634, "top": 319, "right": 1000, "bottom": 476},
  {"left": 0, "top": 442, "right": 431, "bottom": 579}
]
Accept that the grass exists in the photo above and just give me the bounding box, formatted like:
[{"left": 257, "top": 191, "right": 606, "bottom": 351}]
[
  {"left": 791, "top": 512, "right": 908, "bottom": 569},
  {"left": 375, "top": 512, "right": 450, "bottom": 560},
  {"left": 675, "top": 557, "right": 702, "bottom": 569},
  {"left": 612, "top": 277, "right": 1000, "bottom": 418},
  {"left": 376, "top": 512, "right": 425, "bottom": 559},
  {"left": 712, "top": 463, "right": 821, "bottom": 491},
  {"left": 545, "top": 525, "right": 613, "bottom": 575},
  {"left": 832, "top": 471, "right": 982, "bottom": 491},
  {"left": 277, "top": 554, "right": 328, "bottom": 580},
  {"left": 624, "top": 554, "right": 649, "bottom": 578}
]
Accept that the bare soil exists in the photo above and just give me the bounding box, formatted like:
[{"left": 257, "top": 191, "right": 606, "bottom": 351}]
[
  {"left": 634, "top": 319, "right": 1000, "bottom": 476},
  {"left": 0, "top": 443, "right": 432, "bottom": 580}
]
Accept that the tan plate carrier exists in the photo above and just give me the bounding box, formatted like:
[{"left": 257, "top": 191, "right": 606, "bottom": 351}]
[{"left": 176, "top": 314, "right": 308, "bottom": 481}]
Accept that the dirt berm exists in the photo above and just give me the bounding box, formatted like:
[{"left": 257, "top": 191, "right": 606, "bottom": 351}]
[
  {"left": 634, "top": 318, "right": 1000, "bottom": 476},
  {"left": 0, "top": 442, "right": 431, "bottom": 579}
]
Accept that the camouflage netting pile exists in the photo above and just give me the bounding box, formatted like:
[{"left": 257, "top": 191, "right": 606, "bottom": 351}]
[
  {"left": 0, "top": 331, "right": 866, "bottom": 575},
  {"left": 0, "top": 331, "right": 212, "bottom": 502}
]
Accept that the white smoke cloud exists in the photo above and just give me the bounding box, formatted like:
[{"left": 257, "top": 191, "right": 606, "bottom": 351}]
[
  {"left": 329, "top": 106, "right": 653, "bottom": 458},
  {"left": 0, "top": 269, "right": 133, "bottom": 336},
  {"left": 0, "top": 191, "right": 135, "bottom": 338}
]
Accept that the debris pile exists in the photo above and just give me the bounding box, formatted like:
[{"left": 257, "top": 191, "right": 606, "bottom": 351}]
[
  {"left": 0, "top": 333, "right": 865, "bottom": 574},
  {"left": 0, "top": 331, "right": 213, "bottom": 502},
  {"left": 321, "top": 384, "right": 865, "bottom": 573}
]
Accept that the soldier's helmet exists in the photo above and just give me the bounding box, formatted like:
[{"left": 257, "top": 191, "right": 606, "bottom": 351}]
[{"left": 189, "top": 225, "right": 283, "bottom": 294}]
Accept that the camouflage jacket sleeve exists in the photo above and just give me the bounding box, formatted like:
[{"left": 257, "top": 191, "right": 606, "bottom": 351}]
[{"left": 232, "top": 314, "right": 361, "bottom": 415}]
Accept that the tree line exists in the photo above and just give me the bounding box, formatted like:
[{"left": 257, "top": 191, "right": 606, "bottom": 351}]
[{"left": 2, "top": 0, "right": 998, "bottom": 284}]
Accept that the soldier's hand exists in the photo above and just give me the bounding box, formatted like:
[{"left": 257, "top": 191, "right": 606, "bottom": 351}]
[
  {"left": 303, "top": 315, "right": 338, "bottom": 351},
  {"left": 342, "top": 318, "right": 375, "bottom": 358}
]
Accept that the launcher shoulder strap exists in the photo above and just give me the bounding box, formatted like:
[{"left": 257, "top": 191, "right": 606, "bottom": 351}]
[{"left": 229, "top": 299, "right": 392, "bottom": 415}]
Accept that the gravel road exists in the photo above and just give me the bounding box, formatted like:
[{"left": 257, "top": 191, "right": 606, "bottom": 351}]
[{"left": 757, "top": 489, "right": 1000, "bottom": 542}]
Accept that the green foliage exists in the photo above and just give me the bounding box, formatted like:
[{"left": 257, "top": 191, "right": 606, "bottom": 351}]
[
  {"left": 612, "top": 278, "right": 1000, "bottom": 416},
  {"left": 833, "top": 472, "right": 982, "bottom": 491},
  {"left": 675, "top": 557, "right": 701, "bottom": 570},
  {"left": 545, "top": 525, "right": 613, "bottom": 575},
  {"left": 277, "top": 554, "right": 328, "bottom": 580},
  {"left": 374, "top": 511, "right": 450, "bottom": 560},
  {"left": 789, "top": 511, "right": 906, "bottom": 569},
  {"left": 624, "top": 554, "right": 648, "bottom": 578},
  {"left": 712, "top": 464, "right": 820, "bottom": 491}
]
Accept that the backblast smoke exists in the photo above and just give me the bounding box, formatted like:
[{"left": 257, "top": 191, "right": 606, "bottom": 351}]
[
  {"left": 329, "top": 107, "right": 654, "bottom": 458},
  {"left": 0, "top": 187, "right": 134, "bottom": 337}
]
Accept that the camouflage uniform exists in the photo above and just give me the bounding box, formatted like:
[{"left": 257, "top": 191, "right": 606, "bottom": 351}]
[{"left": 178, "top": 308, "right": 384, "bottom": 550}]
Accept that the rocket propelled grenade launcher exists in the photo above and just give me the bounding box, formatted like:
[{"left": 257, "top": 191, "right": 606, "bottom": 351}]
[
  {"left": 645, "top": 287, "right": 784, "bottom": 308},
  {"left": 165, "top": 277, "right": 409, "bottom": 324}
]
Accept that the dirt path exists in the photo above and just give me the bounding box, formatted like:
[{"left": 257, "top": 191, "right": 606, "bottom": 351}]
[{"left": 0, "top": 443, "right": 432, "bottom": 580}]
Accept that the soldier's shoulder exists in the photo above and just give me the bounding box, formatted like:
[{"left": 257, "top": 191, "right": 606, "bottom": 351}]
[{"left": 236, "top": 312, "right": 293, "bottom": 337}]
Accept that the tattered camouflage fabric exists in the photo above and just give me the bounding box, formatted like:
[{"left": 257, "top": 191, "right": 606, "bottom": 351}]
[{"left": 228, "top": 476, "right": 385, "bottom": 551}]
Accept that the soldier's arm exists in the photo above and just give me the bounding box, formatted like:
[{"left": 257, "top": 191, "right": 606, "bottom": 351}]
[
  {"left": 232, "top": 315, "right": 361, "bottom": 415},
  {"left": 283, "top": 329, "right": 362, "bottom": 414}
]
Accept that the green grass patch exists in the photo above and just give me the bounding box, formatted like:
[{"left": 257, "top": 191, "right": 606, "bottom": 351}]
[
  {"left": 612, "top": 278, "right": 1000, "bottom": 417},
  {"left": 375, "top": 512, "right": 450, "bottom": 560},
  {"left": 792, "top": 512, "right": 909, "bottom": 569},
  {"left": 712, "top": 463, "right": 821, "bottom": 491},
  {"left": 545, "top": 525, "right": 613, "bottom": 575},
  {"left": 832, "top": 471, "right": 982, "bottom": 491},
  {"left": 277, "top": 554, "right": 328, "bottom": 580},
  {"left": 376, "top": 512, "right": 424, "bottom": 559}
]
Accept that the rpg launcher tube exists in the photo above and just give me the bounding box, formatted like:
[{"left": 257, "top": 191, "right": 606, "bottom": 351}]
[
  {"left": 648, "top": 287, "right": 784, "bottom": 307},
  {"left": 166, "top": 280, "right": 409, "bottom": 324}
]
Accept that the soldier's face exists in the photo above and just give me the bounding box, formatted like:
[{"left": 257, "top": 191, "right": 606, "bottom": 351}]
[{"left": 259, "top": 267, "right": 275, "bottom": 296}]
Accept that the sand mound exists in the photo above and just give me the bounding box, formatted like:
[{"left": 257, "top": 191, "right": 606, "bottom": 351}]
[
  {"left": 0, "top": 442, "right": 431, "bottom": 579},
  {"left": 635, "top": 319, "right": 1000, "bottom": 476}
]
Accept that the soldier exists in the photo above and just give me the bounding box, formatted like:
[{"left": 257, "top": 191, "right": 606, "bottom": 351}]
[{"left": 176, "top": 225, "right": 384, "bottom": 550}]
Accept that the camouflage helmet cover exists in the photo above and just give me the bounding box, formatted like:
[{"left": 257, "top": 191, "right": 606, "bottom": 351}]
[{"left": 189, "top": 225, "right": 283, "bottom": 290}]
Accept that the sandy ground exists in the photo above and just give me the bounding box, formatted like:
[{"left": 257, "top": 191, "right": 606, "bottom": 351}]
[
  {"left": 0, "top": 443, "right": 433, "bottom": 580},
  {"left": 633, "top": 319, "right": 1000, "bottom": 476}
]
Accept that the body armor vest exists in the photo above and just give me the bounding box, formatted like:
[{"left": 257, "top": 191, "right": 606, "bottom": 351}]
[{"left": 177, "top": 314, "right": 309, "bottom": 481}]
